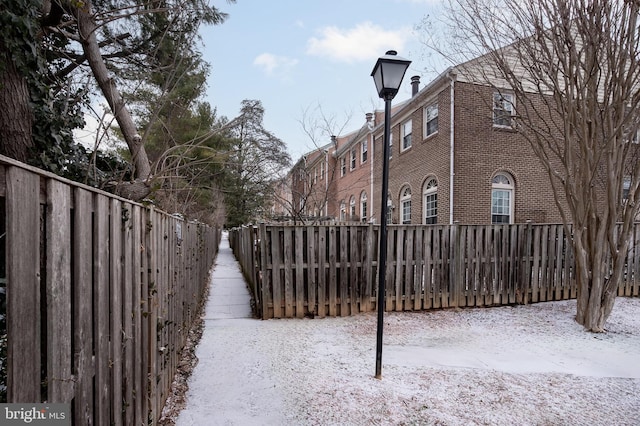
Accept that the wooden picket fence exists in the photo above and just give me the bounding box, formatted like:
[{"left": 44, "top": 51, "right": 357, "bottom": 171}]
[
  {"left": 230, "top": 223, "right": 640, "bottom": 319},
  {"left": 0, "top": 155, "right": 220, "bottom": 425}
]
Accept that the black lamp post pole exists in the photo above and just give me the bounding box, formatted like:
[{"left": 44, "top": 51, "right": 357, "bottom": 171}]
[
  {"left": 371, "top": 50, "right": 410, "bottom": 380},
  {"left": 375, "top": 96, "right": 392, "bottom": 380}
]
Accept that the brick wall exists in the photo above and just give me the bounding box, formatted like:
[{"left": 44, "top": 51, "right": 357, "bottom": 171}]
[{"left": 372, "top": 80, "right": 564, "bottom": 225}]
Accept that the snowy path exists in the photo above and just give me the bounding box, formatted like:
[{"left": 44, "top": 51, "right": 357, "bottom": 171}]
[{"left": 176, "top": 232, "right": 290, "bottom": 426}]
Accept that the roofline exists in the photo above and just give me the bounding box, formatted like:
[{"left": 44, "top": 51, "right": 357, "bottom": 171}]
[{"left": 370, "top": 66, "right": 455, "bottom": 134}]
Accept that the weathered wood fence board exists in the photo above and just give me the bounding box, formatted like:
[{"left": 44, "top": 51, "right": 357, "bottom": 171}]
[
  {"left": 231, "top": 223, "right": 640, "bottom": 319},
  {"left": 6, "top": 167, "right": 40, "bottom": 402},
  {"left": 0, "top": 155, "right": 220, "bottom": 425}
]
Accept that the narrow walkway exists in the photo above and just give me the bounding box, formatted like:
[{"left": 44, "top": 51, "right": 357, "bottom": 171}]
[
  {"left": 175, "top": 231, "right": 289, "bottom": 426},
  {"left": 201, "top": 231, "right": 253, "bottom": 320}
]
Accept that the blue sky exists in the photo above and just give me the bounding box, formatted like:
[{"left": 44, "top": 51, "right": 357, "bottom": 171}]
[{"left": 199, "top": 0, "right": 446, "bottom": 161}]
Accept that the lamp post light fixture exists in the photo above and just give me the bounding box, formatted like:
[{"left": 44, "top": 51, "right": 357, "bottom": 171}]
[{"left": 371, "top": 50, "right": 411, "bottom": 379}]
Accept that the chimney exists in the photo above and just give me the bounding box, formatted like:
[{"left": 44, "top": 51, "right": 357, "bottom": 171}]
[
  {"left": 331, "top": 135, "right": 337, "bottom": 147},
  {"left": 411, "top": 75, "right": 420, "bottom": 96},
  {"left": 365, "top": 113, "right": 373, "bottom": 123}
]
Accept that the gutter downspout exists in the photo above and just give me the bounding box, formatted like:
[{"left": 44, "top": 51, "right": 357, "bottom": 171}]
[
  {"left": 448, "top": 72, "right": 455, "bottom": 225},
  {"left": 369, "top": 129, "right": 374, "bottom": 222},
  {"left": 325, "top": 150, "right": 329, "bottom": 216}
]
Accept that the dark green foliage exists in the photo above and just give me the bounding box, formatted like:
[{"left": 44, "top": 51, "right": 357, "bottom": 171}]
[
  {"left": 222, "top": 100, "right": 292, "bottom": 227},
  {"left": 0, "top": 0, "right": 90, "bottom": 176}
]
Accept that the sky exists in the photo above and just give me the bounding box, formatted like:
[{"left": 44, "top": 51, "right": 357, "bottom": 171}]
[{"left": 199, "top": 0, "right": 447, "bottom": 162}]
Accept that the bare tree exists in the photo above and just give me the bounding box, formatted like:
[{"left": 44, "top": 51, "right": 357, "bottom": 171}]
[
  {"left": 277, "top": 104, "right": 358, "bottom": 225},
  {"left": 439, "top": 0, "right": 640, "bottom": 331},
  {"left": 0, "top": 1, "right": 230, "bottom": 200}
]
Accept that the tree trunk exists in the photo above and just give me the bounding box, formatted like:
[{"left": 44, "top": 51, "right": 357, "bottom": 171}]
[
  {"left": 574, "top": 222, "right": 622, "bottom": 332},
  {"left": 0, "top": 47, "right": 34, "bottom": 162},
  {"left": 74, "top": 2, "right": 151, "bottom": 181}
]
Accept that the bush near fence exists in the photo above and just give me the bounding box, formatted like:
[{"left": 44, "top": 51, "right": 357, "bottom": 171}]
[
  {"left": 230, "top": 223, "right": 640, "bottom": 319},
  {"left": 0, "top": 155, "right": 221, "bottom": 425}
]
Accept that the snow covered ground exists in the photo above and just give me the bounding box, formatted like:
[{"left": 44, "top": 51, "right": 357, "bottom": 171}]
[{"left": 175, "top": 297, "right": 640, "bottom": 426}]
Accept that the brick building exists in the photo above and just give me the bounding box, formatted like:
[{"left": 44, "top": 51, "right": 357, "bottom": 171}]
[
  {"left": 370, "top": 67, "right": 564, "bottom": 225},
  {"left": 287, "top": 123, "right": 375, "bottom": 223},
  {"left": 283, "top": 62, "right": 566, "bottom": 225}
]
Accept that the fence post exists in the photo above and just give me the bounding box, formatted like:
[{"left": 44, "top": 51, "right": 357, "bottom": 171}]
[
  {"left": 449, "top": 222, "right": 459, "bottom": 308},
  {"left": 522, "top": 221, "right": 533, "bottom": 304},
  {"left": 259, "top": 223, "right": 269, "bottom": 319}
]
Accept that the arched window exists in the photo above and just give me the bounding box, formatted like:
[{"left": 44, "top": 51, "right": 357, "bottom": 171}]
[
  {"left": 360, "top": 192, "right": 368, "bottom": 222},
  {"left": 400, "top": 186, "right": 412, "bottom": 224},
  {"left": 349, "top": 196, "right": 356, "bottom": 219},
  {"left": 340, "top": 200, "right": 346, "bottom": 221},
  {"left": 386, "top": 193, "right": 393, "bottom": 224},
  {"left": 491, "top": 173, "right": 514, "bottom": 224},
  {"left": 423, "top": 178, "right": 438, "bottom": 224}
]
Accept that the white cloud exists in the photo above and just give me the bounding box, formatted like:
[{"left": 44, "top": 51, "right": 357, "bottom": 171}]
[
  {"left": 253, "top": 53, "right": 299, "bottom": 79},
  {"left": 306, "top": 22, "right": 411, "bottom": 63}
]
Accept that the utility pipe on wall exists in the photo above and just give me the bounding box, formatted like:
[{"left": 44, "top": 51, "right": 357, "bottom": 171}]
[{"left": 448, "top": 72, "right": 455, "bottom": 225}]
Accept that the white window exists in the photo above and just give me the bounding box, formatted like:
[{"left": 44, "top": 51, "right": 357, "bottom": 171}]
[
  {"left": 360, "top": 191, "right": 368, "bottom": 222},
  {"left": 313, "top": 168, "right": 317, "bottom": 184},
  {"left": 361, "top": 140, "right": 368, "bottom": 163},
  {"left": 386, "top": 193, "right": 393, "bottom": 224},
  {"left": 389, "top": 133, "right": 393, "bottom": 159},
  {"left": 350, "top": 149, "right": 357, "bottom": 170},
  {"left": 400, "top": 186, "right": 412, "bottom": 224},
  {"left": 425, "top": 104, "right": 438, "bottom": 137},
  {"left": 493, "top": 92, "right": 514, "bottom": 127},
  {"left": 402, "top": 120, "right": 412, "bottom": 151},
  {"left": 623, "top": 176, "right": 631, "bottom": 201},
  {"left": 423, "top": 178, "right": 437, "bottom": 224},
  {"left": 340, "top": 157, "right": 346, "bottom": 177},
  {"left": 350, "top": 196, "right": 356, "bottom": 218},
  {"left": 340, "top": 200, "right": 346, "bottom": 221},
  {"left": 491, "top": 173, "right": 514, "bottom": 224},
  {"left": 320, "top": 161, "right": 325, "bottom": 179}
]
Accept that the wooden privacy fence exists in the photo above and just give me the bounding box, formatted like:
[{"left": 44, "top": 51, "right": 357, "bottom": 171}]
[
  {"left": 230, "top": 223, "right": 640, "bottom": 319},
  {"left": 0, "top": 155, "right": 220, "bottom": 425}
]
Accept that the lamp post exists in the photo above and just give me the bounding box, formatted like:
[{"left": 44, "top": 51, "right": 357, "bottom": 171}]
[{"left": 371, "top": 50, "right": 411, "bottom": 379}]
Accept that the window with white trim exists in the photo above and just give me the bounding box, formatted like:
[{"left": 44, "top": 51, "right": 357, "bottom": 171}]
[
  {"left": 424, "top": 104, "right": 438, "bottom": 137},
  {"left": 360, "top": 191, "right": 368, "bottom": 222},
  {"left": 340, "top": 200, "right": 346, "bottom": 221},
  {"left": 493, "top": 92, "right": 514, "bottom": 127},
  {"left": 491, "top": 173, "right": 514, "bottom": 224},
  {"left": 361, "top": 139, "right": 368, "bottom": 163},
  {"left": 340, "top": 157, "right": 346, "bottom": 177},
  {"left": 400, "top": 186, "right": 412, "bottom": 224},
  {"left": 623, "top": 176, "right": 631, "bottom": 201},
  {"left": 401, "top": 119, "right": 412, "bottom": 151},
  {"left": 386, "top": 193, "right": 393, "bottom": 224},
  {"left": 350, "top": 148, "right": 357, "bottom": 170},
  {"left": 423, "top": 178, "right": 437, "bottom": 224},
  {"left": 379, "top": 134, "right": 393, "bottom": 160},
  {"left": 320, "top": 161, "right": 325, "bottom": 179},
  {"left": 350, "top": 196, "right": 356, "bottom": 218}
]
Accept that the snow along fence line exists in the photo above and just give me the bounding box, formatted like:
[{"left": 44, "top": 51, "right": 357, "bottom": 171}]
[
  {"left": 0, "top": 155, "right": 221, "bottom": 425},
  {"left": 229, "top": 223, "right": 640, "bottom": 319}
]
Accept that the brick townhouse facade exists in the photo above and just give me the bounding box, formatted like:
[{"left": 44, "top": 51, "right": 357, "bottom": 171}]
[
  {"left": 282, "top": 63, "right": 567, "bottom": 225},
  {"left": 285, "top": 126, "right": 374, "bottom": 222},
  {"left": 371, "top": 69, "right": 564, "bottom": 225}
]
